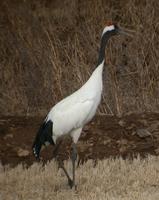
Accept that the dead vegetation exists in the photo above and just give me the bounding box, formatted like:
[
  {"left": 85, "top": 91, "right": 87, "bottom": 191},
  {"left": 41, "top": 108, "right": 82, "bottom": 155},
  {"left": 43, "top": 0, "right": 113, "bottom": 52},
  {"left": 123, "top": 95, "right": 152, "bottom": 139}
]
[
  {"left": 0, "top": 0, "right": 159, "bottom": 116},
  {"left": 1, "top": 156, "right": 159, "bottom": 200}
]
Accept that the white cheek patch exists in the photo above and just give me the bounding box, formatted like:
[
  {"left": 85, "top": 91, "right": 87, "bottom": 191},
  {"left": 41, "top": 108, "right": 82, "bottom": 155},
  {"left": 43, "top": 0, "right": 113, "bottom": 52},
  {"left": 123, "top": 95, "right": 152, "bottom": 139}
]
[{"left": 102, "top": 25, "right": 115, "bottom": 36}]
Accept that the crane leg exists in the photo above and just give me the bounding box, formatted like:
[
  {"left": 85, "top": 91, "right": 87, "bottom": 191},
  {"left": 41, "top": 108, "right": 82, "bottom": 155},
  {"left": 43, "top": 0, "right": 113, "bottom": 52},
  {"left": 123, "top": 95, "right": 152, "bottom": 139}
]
[
  {"left": 58, "top": 159, "right": 73, "bottom": 187},
  {"left": 53, "top": 140, "right": 73, "bottom": 188},
  {"left": 70, "top": 142, "right": 77, "bottom": 189}
]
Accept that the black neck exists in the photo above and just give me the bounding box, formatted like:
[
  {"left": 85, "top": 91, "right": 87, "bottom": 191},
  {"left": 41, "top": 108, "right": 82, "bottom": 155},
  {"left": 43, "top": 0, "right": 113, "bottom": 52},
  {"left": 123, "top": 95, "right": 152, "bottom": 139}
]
[{"left": 96, "top": 32, "right": 111, "bottom": 67}]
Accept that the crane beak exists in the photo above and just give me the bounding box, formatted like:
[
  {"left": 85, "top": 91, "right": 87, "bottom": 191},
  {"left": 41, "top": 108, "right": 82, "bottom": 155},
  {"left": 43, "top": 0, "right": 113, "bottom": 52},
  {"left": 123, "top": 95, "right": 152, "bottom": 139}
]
[{"left": 117, "top": 27, "right": 135, "bottom": 37}]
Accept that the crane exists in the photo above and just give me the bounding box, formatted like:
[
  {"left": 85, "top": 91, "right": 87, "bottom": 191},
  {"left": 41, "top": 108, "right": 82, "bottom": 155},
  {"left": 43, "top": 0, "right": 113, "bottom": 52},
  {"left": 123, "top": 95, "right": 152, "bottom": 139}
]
[{"left": 32, "top": 22, "right": 132, "bottom": 189}]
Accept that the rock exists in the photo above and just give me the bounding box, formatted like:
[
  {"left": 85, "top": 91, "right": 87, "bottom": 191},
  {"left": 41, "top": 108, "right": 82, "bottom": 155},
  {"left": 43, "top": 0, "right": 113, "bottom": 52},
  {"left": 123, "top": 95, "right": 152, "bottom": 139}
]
[
  {"left": 4, "top": 134, "right": 13, "bottom": 140},
  {"left": 118, "top": 119, "right": 126, "bottom": 127},
  {"left": 103, "top": 139, "right": 111, "bottom": 145},
  {"left": 126, "top": 123, "right": 136, "bottom": 130},
  {"left": 17, "top": 148, "right": 30, "bottom": 157},
  {"left": 136, "top": 128, "right": 152, "bottom": 138}
]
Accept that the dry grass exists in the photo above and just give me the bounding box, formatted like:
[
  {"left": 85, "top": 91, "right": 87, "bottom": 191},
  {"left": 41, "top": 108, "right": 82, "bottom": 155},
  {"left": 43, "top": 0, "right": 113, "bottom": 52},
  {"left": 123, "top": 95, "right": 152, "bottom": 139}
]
[
  {"left": 1, "top": 156, "right": 159, "bottom": 199},
  {"left": 0, "top": 0, "right": 159, "bottom": 116}
]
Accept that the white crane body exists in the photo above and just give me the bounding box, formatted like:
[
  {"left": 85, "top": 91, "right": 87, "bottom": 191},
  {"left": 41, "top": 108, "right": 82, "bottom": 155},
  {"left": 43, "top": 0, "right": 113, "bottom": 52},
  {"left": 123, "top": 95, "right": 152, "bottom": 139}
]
[{"left": 46, "top": 61, "right": 104, "bottom": 143}]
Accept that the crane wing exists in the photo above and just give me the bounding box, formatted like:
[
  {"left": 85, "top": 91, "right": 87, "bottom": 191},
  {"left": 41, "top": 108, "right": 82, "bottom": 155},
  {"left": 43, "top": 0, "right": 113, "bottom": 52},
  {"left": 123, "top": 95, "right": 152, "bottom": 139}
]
[{"left": 52, "top": 99, "right": 95, "bottom": 135}]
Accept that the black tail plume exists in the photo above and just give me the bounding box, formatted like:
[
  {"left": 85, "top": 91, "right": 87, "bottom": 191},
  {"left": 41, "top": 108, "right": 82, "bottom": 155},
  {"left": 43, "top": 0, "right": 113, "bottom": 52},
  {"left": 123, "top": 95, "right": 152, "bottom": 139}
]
[{"left": 32, "top": 120, "right": 54, "bottom": 159}]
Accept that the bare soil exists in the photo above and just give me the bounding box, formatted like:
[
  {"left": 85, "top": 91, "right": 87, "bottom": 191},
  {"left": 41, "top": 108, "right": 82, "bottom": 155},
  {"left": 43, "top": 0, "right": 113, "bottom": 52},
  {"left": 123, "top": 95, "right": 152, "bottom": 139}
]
[{"left": 1, "top": 113, "right": 159, "bottom": 167}]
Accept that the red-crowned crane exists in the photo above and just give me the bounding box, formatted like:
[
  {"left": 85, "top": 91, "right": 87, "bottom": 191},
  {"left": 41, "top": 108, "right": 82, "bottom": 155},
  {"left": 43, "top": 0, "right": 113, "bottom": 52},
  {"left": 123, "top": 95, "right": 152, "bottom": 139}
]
[{"left": 32, "top": 22, "right": 132, "bottom": 189}]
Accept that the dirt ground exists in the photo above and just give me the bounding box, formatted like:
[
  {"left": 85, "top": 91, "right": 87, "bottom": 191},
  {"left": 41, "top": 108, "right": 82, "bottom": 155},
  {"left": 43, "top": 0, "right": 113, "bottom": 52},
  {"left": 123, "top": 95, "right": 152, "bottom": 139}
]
[{"left": 0, "top": 113, "right": 159, "bottom": 167}]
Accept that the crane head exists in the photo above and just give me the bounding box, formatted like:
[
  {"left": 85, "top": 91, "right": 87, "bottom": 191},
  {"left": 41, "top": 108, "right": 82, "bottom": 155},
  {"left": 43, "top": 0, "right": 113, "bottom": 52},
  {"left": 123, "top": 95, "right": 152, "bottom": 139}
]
[{"left": 102, "top": 21, "right": 134, "bottom": 37}]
